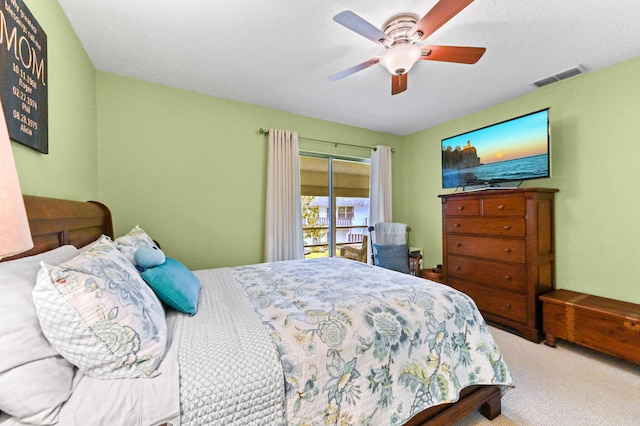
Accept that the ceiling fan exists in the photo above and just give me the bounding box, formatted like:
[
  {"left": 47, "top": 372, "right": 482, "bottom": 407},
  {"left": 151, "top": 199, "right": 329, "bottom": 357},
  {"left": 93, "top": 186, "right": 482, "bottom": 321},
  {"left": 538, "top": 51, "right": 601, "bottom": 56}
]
[{"left": 329, "top": 0, "right": 486, "bottom": 95}]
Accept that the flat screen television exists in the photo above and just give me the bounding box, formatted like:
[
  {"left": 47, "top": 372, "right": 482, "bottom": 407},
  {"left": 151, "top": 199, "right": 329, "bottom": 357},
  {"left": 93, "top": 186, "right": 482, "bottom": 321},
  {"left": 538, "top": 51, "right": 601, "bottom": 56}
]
[{"left": 441, "top": 108, "right": 550, "bottom": 189}]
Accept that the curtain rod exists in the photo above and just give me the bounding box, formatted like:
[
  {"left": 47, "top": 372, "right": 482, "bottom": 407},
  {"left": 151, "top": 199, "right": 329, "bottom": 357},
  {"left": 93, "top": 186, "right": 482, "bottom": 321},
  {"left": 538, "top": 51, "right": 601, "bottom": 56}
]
[{"left": 258, "top": 128, "right": 395, "bottom": 153}]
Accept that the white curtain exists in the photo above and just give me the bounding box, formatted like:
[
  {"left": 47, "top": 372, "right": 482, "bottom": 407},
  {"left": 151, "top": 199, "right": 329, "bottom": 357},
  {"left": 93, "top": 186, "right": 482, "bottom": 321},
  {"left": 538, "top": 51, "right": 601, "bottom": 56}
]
[
  {"left": 264, "top": 128, "right": 304, "bottom": 262},
  {"left": 368, "top": 145, "right": 393, "bottom": 263}
]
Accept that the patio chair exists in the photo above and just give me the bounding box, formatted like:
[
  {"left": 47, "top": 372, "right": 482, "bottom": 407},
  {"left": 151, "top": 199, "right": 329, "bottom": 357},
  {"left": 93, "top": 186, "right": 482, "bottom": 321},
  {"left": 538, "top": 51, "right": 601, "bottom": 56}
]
[{"left": 339, "top": 235, "right": 368, "bottom": 263}]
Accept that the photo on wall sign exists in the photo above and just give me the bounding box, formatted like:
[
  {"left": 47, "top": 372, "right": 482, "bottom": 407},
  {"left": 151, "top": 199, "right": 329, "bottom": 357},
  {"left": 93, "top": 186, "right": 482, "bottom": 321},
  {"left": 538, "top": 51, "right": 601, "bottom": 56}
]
[{"left": 0, "top": 0, "right": 48, "bottom": 153}]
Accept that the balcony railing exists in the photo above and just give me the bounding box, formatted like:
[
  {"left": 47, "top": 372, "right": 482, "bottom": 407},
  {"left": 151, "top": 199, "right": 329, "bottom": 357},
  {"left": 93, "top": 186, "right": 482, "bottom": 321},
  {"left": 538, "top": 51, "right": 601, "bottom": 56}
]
[
  {"left": 304, "top": 217, "right": 363, "bottom": 227},
  {"left": 347, "top": 233, "right": 365, "bottom": 242},
  {"left": 303, "top": 222, "right": 368, "bottom": 257}
]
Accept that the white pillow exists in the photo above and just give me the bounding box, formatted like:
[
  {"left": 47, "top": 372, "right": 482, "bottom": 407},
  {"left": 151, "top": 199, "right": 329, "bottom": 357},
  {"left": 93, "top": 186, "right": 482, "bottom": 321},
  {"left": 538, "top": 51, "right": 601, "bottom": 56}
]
[
  {"left": 0, "top": 245, "right": 79, "bottom": 425},
  {"left": 0, "top": 357, "right": 78, "bottom": 425},
  {"left": 33, "top": 236, "right": 167, "bottom": 379},
  {"left": 113, "top": 225, "right": 157, "bottom": 266}
]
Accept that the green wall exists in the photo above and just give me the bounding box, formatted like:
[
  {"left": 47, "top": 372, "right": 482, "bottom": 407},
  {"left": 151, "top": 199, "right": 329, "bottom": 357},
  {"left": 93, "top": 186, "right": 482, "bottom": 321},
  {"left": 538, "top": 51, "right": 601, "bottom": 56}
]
[
  {"left": 12, "top": 0, "right": 98, "bottom": 200},
  {"left": 400, "top": 55, "right": 640, "bottom": 304},
  {"left": 96, "top": 73, "right": 402, "bottom": 270}
]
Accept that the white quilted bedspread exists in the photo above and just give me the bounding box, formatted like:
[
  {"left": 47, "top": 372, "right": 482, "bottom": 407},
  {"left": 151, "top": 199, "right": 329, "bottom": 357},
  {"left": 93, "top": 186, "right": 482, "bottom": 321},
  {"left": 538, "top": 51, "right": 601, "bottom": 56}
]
[{"left": 179, "top": 268, "right": 285, "bottom": 426}]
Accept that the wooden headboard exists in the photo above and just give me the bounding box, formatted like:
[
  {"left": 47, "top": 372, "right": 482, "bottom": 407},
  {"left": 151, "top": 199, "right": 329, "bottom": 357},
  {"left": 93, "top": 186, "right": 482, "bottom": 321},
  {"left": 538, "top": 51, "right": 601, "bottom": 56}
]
[{"left": 0, "top": 195, "right": 114, "bottom": 262}]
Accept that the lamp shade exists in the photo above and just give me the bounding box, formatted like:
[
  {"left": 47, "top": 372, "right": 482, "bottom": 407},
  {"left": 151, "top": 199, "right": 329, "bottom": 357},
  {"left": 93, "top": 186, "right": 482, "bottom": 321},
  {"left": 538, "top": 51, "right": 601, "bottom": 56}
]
[
  {"left": 380, "top": 44, "right": 421, "bottom": 76},
  {"left": 0, "top": 99, "right": 33, "bottom": 259}
]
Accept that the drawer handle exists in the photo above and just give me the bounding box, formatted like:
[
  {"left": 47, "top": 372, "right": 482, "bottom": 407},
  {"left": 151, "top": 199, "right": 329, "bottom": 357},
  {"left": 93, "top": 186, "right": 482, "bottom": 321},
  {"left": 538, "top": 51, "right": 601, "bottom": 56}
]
[
  {"left": 505, "top": 304, "right": 512, "bottom": 309},
  {"left": 454, "top": 223, "right": 461, "bottom": 228},
  {"left": 505, "top": 275, "right": 511, "bottom": 280},
  {"left": 456, "top": 243, "right": 462, "bottom": 247},
  {"left": 456, "top": 266, "right": 462, "bottom": 271},
  {"left": 458, "top": 206, "right": 464, "bottom": 211},
  {"left": 504, "top": 248, "right": 511, "bottom": 253},
  {"left": 503, "top": 225, "right": 511, "bottom": 230},
  {"left": 498, "top": 204, "right": 505, "bottom": 210}
]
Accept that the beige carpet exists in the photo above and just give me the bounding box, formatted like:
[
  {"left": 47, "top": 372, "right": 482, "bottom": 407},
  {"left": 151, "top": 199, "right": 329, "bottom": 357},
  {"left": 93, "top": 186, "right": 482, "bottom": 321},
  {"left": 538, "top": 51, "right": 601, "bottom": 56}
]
[{"left": 454, "top": 326, "right": 640, "bottom": 426}]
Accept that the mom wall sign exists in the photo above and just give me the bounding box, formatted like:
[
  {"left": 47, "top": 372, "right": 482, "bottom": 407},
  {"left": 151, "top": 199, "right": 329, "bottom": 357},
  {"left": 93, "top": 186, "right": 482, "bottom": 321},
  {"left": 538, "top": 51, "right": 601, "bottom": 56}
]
[{"left": 0, "top": 0, "right": 47, "bottom": 153}]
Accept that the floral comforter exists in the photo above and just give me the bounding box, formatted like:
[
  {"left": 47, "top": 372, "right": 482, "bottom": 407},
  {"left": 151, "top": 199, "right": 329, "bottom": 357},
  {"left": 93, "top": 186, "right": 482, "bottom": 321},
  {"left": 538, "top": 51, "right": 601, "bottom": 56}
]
[{"left": 231, "top": 258, "right": 513, "bottom": 425}]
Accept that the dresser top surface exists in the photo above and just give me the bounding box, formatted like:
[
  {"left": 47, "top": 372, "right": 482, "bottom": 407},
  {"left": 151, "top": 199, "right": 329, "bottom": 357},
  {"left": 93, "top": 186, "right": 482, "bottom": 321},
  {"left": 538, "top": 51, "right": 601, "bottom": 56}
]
[{"left": 439, "top": 187, "right": 558, "bottom": 199}]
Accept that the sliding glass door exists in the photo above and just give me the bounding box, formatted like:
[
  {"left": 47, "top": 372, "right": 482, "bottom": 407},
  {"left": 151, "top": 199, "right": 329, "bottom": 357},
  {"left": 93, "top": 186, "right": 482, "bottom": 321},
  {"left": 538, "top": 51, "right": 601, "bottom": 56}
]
[{"left": 300, "top": 155, "right": 370, "bottom": 258}]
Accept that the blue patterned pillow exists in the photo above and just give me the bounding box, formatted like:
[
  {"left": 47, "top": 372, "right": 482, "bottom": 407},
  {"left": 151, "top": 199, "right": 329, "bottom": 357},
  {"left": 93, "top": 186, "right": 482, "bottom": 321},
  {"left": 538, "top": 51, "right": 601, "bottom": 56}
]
[
  {"left": 33, "top": 236, "right": 167, "bottom": 379},
  {"left": 113, "top": 225, "right": 157, "bottom": 267},
  {"left": 373, "top": 243, "right": 410, "bottom": 274},
  {"left": 141, "top": 257, "right": 201, "bottom": 315}
]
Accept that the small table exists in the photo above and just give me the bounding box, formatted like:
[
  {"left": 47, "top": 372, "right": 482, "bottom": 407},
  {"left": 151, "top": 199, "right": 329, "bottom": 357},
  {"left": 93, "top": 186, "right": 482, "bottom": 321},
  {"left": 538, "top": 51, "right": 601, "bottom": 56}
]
[{"left": 419, "top": 269, "right": 445, "bottom": 284}]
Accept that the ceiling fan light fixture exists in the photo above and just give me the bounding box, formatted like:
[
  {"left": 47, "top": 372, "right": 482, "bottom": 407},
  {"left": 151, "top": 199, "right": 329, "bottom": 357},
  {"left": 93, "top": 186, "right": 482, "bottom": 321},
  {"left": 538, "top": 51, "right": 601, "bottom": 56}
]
[{"left": 380, "top": 44, "right": 421, "bottom": 76}]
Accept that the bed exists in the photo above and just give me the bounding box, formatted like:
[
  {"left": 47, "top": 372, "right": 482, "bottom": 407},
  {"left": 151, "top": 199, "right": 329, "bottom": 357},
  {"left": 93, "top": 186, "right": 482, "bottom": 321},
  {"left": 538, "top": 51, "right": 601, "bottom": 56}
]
[{"left": 0, "top": 195, "right": 512, "bottom": 425}]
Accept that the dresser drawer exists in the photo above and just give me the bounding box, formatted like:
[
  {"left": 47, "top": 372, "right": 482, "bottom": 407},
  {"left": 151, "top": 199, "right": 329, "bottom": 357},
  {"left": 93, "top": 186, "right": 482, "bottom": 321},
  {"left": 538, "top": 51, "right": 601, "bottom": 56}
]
[
  {"left": 445, "top": 199, "right": 480, "bottom": 216},
  {"left": 447, "top": 235, "right": 526, "bottom": 263},
  {"left": 447, "top": 254, "right": 527, "bottom": 293},
  {"left": 482, "top": 197, "right": 525, "bottom": 216},
  {"left": 445, "top": 217, "right": 526, "bottom": 237},
  {"left": 450, "top": 279, "right": 528, "bottom": 324}
]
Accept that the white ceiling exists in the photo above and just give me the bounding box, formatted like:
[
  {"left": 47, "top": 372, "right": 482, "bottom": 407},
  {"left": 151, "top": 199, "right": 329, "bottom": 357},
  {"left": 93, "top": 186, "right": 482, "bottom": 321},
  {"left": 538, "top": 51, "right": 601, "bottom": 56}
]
[{"left": 57, "top": 0, "right": 640, "bottom": 136}]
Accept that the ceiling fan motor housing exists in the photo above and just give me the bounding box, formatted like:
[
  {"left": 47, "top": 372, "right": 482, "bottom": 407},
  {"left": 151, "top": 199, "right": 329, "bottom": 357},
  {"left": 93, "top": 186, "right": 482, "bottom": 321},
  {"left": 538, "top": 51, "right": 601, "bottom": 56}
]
[{"left": 382, "top": 13, "right": 420, "bottom": 46}]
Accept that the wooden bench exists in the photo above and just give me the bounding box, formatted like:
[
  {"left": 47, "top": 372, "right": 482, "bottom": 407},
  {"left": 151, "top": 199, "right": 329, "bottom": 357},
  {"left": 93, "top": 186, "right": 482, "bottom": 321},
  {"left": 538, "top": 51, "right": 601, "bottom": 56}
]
[{"left": 539, "top": 289, "right": 640, "bottom": 365}]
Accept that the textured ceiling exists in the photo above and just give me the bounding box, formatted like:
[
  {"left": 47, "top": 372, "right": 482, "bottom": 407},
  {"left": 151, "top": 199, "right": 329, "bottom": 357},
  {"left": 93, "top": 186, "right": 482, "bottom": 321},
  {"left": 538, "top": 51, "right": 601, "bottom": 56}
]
[{"left": 58, "top": 0, "right": 640, "bottom": 136}]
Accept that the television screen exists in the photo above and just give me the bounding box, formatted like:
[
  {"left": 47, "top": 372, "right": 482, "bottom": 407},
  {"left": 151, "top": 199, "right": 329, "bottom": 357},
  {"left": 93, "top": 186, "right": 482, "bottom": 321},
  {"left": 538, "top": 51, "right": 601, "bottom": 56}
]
[{"left": 441, "top": 108, "right": 550, "bottom": 189}]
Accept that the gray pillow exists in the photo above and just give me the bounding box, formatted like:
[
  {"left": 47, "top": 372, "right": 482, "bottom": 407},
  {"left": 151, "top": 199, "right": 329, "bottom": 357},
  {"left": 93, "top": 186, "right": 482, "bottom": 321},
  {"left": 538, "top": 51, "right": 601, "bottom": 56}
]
[
  {"left": 0, "top": 246, "right": 79, "bottom": 425},
  {"left": 373, "top": 243, "right": 410, "bottom": 274}
]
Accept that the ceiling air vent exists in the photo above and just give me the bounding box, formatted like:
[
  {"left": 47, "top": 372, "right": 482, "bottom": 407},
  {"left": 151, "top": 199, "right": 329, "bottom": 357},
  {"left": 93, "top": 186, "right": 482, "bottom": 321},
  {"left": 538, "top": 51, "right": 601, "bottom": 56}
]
[{"left": 531, "top": 65, "right": 587, "bottom": 88}]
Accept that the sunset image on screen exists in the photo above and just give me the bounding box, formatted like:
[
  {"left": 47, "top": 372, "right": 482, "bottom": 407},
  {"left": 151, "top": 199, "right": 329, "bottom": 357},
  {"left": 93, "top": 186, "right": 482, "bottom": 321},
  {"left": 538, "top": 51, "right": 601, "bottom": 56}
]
[
  {"left": 446, "top": 111, "right": 548, "bottom": 165},
  {"left": 441, "top": 109, "right": 550, "bottom": 188}
]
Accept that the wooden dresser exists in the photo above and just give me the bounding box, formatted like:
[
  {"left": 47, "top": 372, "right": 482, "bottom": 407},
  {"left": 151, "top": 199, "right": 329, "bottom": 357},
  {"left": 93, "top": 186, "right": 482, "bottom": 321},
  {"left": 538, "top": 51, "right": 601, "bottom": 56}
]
[{"left": 439, "top": 188, "right": 558, "bottom": 342}]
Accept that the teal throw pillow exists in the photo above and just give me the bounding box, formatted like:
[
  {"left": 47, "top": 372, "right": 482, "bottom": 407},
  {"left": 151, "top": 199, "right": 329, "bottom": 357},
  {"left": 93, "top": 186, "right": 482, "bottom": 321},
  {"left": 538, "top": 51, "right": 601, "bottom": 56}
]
[
  {"left": 373, "top": 243, "right": 410, "bottom": 274},
  {"left": 141, "top": 257, "right": 201, "bottom": 315}
]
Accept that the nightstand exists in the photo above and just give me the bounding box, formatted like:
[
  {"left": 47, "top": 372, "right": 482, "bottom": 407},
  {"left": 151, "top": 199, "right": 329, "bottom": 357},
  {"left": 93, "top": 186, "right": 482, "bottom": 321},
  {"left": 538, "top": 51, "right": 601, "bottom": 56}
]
[{"left": 419, "top": 268, "right": 445, "bottom": 284}]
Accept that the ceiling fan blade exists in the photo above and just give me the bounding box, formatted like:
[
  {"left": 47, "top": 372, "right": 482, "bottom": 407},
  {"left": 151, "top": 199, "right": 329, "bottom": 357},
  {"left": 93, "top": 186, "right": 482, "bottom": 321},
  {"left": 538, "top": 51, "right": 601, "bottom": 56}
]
[
  {"left": 329, "top": 57, "right": 380, "bottom": 81},
  {"left": 411, "top": 0, "right": 475, "bottom": 41},
  {"left": 333, "top": 10, "right": 391, "bottom": 45},
  {"left": 391, "top": 74, "right": 407, "bottom": 95},
  {"left": 421, "top": 45, "right": 486, "bottom": 64}
]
